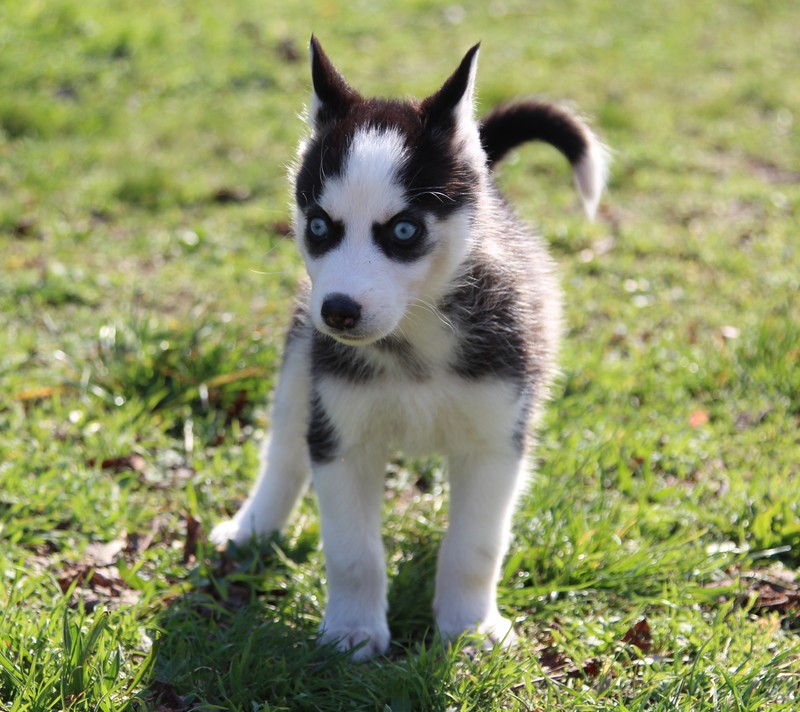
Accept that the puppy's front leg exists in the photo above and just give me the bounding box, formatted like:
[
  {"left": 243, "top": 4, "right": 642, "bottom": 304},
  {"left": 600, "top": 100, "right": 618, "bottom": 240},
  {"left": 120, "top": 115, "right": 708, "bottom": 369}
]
[
  {"left": 210, "top": 339, "right": 312, "bottom": 546},
  {"left": 314, "top": 443, "right": 390, "bottom": 660},
  {"left": 434, "top": 450, "right": 526, "bottom": 646}
]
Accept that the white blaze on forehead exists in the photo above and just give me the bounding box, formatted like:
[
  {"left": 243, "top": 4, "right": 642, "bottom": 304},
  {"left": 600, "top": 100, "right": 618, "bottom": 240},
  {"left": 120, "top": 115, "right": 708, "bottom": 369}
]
[{"left": 319, "top": 127, "right": 409, "bottom": 228}]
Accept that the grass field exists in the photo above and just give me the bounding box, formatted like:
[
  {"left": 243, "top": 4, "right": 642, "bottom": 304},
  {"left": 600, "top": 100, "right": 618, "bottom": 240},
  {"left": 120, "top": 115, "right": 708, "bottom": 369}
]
[{"left": 1, "top": 0, "right": 799, "bottom": 709}]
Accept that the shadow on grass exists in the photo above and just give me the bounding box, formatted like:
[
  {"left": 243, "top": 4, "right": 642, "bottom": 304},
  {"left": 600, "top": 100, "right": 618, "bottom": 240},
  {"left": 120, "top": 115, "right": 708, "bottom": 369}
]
[
  {"left": 387, "top": 534, "right": 438, "bottom": 646},
  {"left": 145, "top": 535, "right": 458, "bottom": 711}
]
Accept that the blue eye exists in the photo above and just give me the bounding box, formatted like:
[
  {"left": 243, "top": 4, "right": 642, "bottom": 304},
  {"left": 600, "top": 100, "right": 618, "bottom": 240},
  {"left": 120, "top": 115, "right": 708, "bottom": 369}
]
[
  {"left": 392, "top": 220, "right": 419, "bottom": 242},
  {"left": 308, "top": 216, "right": 330, "bottom": 239}
]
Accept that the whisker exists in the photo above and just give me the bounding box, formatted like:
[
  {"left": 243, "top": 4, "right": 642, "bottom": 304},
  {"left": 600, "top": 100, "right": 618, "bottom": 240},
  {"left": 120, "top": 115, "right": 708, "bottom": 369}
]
[
  {"left": 412, "top": 298, "right": 457, "bottom": 335},
  {"left": 405, "top": 186, "right": 457, "bottom": 205}
]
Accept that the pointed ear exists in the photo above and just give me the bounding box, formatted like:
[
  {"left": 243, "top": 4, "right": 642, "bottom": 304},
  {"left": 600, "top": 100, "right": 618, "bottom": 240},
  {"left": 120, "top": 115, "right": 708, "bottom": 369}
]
[
  {"left": 421, "top": 44, "right": 480, "bottom": 130},
  {"left": 309, "top": 35, "right": 360, "bottom": 128}
]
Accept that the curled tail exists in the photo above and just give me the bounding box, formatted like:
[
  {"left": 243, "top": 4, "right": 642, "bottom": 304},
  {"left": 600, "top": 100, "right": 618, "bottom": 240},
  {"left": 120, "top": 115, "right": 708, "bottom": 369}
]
[{"left": 479, "top": 100, "right": 610, "bottom": 219}]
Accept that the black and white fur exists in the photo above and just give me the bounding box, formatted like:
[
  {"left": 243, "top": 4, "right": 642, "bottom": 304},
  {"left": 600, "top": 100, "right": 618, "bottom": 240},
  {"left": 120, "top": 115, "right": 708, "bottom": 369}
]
[{"left": 211, "top": 37, "right": 608, "bottom": 660}]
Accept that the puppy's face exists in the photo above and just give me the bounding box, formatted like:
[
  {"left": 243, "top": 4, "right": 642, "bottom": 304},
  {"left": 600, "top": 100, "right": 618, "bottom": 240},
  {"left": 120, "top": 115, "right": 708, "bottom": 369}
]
[{"left": 292, "top": 38, "right": 486, "bottom": 346}]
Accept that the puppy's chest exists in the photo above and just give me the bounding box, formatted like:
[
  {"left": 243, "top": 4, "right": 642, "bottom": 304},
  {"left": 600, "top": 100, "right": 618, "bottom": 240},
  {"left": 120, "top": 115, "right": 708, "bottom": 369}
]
[{"left": 314, "top": 338, "right": 522, "bottom": 455}]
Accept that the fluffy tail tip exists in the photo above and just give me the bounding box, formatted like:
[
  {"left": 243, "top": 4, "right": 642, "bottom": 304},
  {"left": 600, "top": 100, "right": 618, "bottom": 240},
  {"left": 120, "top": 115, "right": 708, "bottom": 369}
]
[{"left": 574, "top": 135, "right": 611, "bottom": 221}]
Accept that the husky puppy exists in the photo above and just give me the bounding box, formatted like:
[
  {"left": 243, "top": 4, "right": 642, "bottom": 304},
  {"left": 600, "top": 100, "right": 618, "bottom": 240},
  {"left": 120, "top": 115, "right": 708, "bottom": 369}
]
[{"left": 211, "top": 37, "right": 608, "bottom": 660}]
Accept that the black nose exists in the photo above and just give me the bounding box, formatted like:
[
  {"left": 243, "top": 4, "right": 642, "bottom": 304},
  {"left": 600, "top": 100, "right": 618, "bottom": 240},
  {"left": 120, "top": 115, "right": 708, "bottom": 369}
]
[{"left": 321, "top": 293, "right": 362, "bottom": 331}]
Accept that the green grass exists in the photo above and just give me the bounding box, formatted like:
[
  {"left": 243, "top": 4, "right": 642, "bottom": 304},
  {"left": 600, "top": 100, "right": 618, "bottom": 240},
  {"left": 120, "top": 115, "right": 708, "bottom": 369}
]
[{"left": 1, "top": 0, "right": 799, "bottom": 709}]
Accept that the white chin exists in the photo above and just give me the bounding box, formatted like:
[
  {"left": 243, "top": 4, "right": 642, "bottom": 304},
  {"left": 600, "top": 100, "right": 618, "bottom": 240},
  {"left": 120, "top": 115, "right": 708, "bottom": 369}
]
[{"left": 320, "top": 329, "right": 383, "bottom": 347}]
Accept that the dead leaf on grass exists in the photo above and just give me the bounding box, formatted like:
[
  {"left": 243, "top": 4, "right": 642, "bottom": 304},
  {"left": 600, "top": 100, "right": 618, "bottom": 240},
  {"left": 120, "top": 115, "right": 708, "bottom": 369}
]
[
  {"left": 80, "top": 524, "right": 163, "bottom": 567},
  {"left": 270, "top": 220, "right": 293, "bottom": 236},
  {"left": 83, "top": 537, "right": 127, "bottom": 567},
  {"left": 620, "top": 617, "right": 653, "bottom": 653},
  {"left": 148, "top": 680, "right": 190, "bottom": 712},
  {"left": 538, "top": 645, "right": 570, "bottom": 672},
  {"left": 688, "top": 409, "right": 709, "bottom": 428},
  {"left": 534, "top": 650, "right": 605, "bottom": 683},
  {"left": 534, "top": 633, "right": 605, "bottom": 683},
  {"left": 58, "top": 563, "right": 140, "bottom": 612},
  {"left": 740, "top": 573, "right": 800, "bottom": 616},
  {"left": 55, "top": 525, "right": 165, "bottom": 611},
  {"left": 211, "top": 186, "right": 252, "bottom": 204},
  {"left": 533, "top": 618, "right": 657, "bottom": 686},
  {"left": 86, "top": 453, "right": 148, "bottom": 473},
  {"left": 12, "top": 217, "right": 38, "bottom": 238},
  {"left": 14, "top": 386, "right": 67, "bottom": 402},
  {"left": 125, "top": 518, "right": 164, "bottom": 555},
  {"left": 707, "top": 567, "right": 800, "bottom": 620}
]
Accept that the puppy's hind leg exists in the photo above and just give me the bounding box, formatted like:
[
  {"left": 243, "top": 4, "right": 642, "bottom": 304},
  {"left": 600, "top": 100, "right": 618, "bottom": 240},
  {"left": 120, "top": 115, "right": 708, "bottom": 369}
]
[
  {"left": 434, "top": 449, "right": 526, "bottom": 646},
  {"left": 210, "top": 337, "right": 312, "bottom": 547}
]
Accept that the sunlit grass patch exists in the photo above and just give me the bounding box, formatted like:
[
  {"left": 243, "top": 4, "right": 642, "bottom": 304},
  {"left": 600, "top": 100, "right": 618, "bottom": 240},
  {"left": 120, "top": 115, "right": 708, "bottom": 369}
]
[{"left": 1, "top": 0, "right": 799, "bottom": 709}]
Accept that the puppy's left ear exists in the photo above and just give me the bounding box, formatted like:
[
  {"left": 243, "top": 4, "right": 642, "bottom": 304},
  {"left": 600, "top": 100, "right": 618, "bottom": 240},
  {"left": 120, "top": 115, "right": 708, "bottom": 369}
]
[
  {"left": 309, "top": 35, "right": 360, "bottom": 128},
  {"left": 421, "top": 44, "right": 480, "bottom": 130}
]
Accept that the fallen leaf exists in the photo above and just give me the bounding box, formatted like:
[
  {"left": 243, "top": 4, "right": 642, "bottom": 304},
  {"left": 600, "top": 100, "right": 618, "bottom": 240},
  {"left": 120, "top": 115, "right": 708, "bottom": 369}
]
[
  {"left": 125, "top": 518, "right": 163, "bottom": 555},
  {"left": 148, "top": 680, "right": 190, "bottom": 712},
  {"left": 620, "top": 617, "right": 653, "bottom": 653},
  {"left": 83, "top": 537, "right": 127, "bottom": 567},
  {"left": 55, "top": 526, "right": 164, "bottom": 611},
  {"left": 13, "top": 217, "right": 38, "bottom": 238},
  {"left": 743, "top": 574, "right": 800, "bottom": 615},
  {"left": 57, "top": 563, "right": 140, "bottom": 611},
  {"left": 14, "top": 386, "right": 67, "bottom": 402},
  {"left": 211, "top": 186, "right": 252, "bottom": 204},
  {"left": 580, "top": 657, "right": 603, "bottom": 679},
  {"left": 688, "top": 410, "right": 709, "bottom": 428},
  {"left": 270, "top": 220, "right": 293, "bottom": 236},
  {"left": 86, "top": 454, "right": 148, "bottom": 472},
  {"left": 538, "top": 646, "right": 569, "bottom": 671},
  {"left": 706, "top": 568, "right": 800, "bottom": 619},
  {"left": 203, "top": 366, "right": 266, "bottom": 389}
]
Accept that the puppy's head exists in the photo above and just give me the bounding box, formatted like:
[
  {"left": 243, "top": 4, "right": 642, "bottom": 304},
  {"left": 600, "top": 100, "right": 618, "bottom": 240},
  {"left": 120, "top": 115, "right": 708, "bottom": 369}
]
[{"left": 292, "top": 37, "right": 486, "bottom": 346}]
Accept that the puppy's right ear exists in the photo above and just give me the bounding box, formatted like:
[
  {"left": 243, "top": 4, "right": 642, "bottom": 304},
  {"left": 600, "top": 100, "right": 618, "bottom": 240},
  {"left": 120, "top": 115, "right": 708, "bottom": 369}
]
[{"left": 309, "top": 35, "right": 359, "bottom": 128}]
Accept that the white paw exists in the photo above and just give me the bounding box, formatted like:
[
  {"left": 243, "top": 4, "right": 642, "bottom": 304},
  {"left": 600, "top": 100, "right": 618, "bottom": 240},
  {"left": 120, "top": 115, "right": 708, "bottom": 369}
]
[
  {"left": 437, "top": 610, "right": 518, "bottom": 648},
  {"left": 318, "top": 621, "right": 390, "bottom": 661},
  {"left": 476, "top": 613, "right": 518, "bottom": 648},
  {"left": 209, "top": 518, "right": 244, "bottom": 547},
  {"left": 209, "top": 515, "right": 267, "bottom": 547}
]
